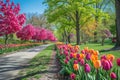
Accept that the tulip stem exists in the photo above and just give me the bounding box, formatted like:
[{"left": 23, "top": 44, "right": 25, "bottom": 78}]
[
  {"left": 117, "top": 67, "right": 119, "bottom": 80},
  {"left": 96, "top": 69, "right": 100, "bottom": 80},
  {"left": 106, "top": 71, "right": 109, "bottom": 80}
]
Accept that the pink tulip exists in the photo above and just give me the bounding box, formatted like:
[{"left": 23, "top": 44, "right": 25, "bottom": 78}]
[
  {"left": 86, "top": 53, "right": 91, "bottom": 60},
  {"left": 77, "top": 54, "right": 80, "bottom": 58},
  {"left": 81, "top": 50, "right": 85, "bottom": 54},
  {"left": 70, "top": 73, "right": 76, "bottom": 80},
  {"left": 108, "top": 60, "right": 113, "bottom": 68},
  {"left": 70, "top": 53, "right": 74, "bottom": 59},
  {"left": 64, "top": 59, "right": 68, "bottom": 64},
  {"left": 64, "top": 50, "right": 68, "bottom": 56},
  {"left": 102, "top": 60, "right": 111, "bottom": 71},
  {"left": 101, "top": 55, "right": 107, "bottom": 60},
  {"left": 110, "top": 72, "right": 117, "bottom": 79},
  {"left": 74, "top": 60, "right": 78, "bottom": 64},
  {"left": 117, "top": 58, "right": 120, "bottom": 66},
  {"left": 66, "top": 56, "right": 70, "bottom": 61},
  {"left": 84, "top": 64, "right": 91, "bottom": 73},
  {"left": 79, "top": 59, "right": 85, "bottom": 66}
]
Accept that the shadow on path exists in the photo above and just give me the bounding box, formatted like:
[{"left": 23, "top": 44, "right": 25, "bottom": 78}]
[{"left": 0, "top": 44, "right": 49, "bottom": 80}]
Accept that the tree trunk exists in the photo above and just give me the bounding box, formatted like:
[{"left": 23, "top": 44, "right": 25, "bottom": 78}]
[
  {"left": 64, "top": 29, "right": 68, "bottom": 44},
  {"left": 94, "top": 32, "right": 98, "bottom": 43},
  {"left": 68, "top": 34, "right": 71, "bottom": 43},
  {"left": 62, "top": 33, "right": 65, "bottom": 42},
  {"left": 76, "top": 10, "right": 80, "bottom": 45},
  {"left": 43, "top": 40, "right": 46, "bottom": 44},
  {"left": 5, "top": 34, "right": 8, "bottom": 45},
  {"left": 115, "top": 0, "right": 120, "bottom": 47},
  {"left": 101, "top": 38, "right": 105, "bottom": 46}
]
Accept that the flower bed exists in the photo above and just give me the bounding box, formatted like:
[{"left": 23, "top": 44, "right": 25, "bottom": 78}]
[
  {"left": 0, "top": 43, "right": 42, "bottom": 54},
  {"left": 56, "top": 43, "right": 120, "bottom": 80}
]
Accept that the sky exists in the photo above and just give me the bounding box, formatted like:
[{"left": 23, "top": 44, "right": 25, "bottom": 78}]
[{"left": 10, "top": 0, "right": 47, "bottom": 14}]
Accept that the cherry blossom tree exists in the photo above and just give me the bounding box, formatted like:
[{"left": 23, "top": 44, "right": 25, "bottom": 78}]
[
  {"left": 16, "top": 24, "right": 35, "bottom": 41},
  {"left": 32, "top": 27, "right": 41, "bottom": 41},
  {"left": 32, "top": 27, "right": 57, "bottom": 42},
  {"left": 47, "top": 30, "right": 57, "bottom": 41},
  {"left": 0, "top": 0, "right": 26, "bottom": 44}
]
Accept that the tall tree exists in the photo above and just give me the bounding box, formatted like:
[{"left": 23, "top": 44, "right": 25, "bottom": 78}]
[
  {"left": 44, "top": 0, "right": 103, "bottom": 45},
  {"left": 115, "top": 0, "right": 120, "bottom": 48}
]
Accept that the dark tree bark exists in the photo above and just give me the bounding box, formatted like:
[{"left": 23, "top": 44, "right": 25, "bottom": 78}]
[
  {"left": 5, "top": 34, "right": 8, "bottom": 45},
  {"left": 94, "top": 32, "right": 98, "bottom": 43},
  {"left": 68, "top": 34, "right": 71, "bottom": 43},
  {"left": 76, "top": 10, "right": 80, "bottom": 45},
  {"left": 64, "top": 29, "right": 68, "bottom": 44},
  {"left": 62, "top": 33, "right": 65, "bottom": 42},
  {"left": 115, "top": 0, "right": 120, "bottom": 47},
  {"left": 101, "top": 38, "right": 105, "bottom": 46}
]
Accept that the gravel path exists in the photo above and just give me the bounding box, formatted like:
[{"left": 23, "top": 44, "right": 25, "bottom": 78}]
[
  {"left": 0, "top": 44, "right": 49, "bottom": 80},
  {"left": 39, "top": 51, "right": 59, "bottom": 80}
]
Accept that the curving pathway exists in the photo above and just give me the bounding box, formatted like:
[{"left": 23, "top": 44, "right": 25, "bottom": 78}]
[{"left": 0, "top": 44, "right": 49, "bottom": 80}]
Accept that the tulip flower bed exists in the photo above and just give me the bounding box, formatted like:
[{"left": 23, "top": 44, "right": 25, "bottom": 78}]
[
  {"left": 0, "top": 43, "right": 42, "bottom": 54},
  {"left": 56, "top": 44, "right": 120, "bottom": 80}
]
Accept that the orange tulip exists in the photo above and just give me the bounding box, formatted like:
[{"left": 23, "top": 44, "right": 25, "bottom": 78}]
[
  {"left": 75, "top": 45, "right": 79, "bottom": 49},
  {"left": 73, "top": 53, "right": 77, "bottom": 58},
  {"left": 91, "top": 54, "right": 98, "bottom": 62},
  {"left": 67, "top": 44, "right": 72, "bottom": 48},
  {"left": 91, "top": 49, "right": 95, "bottom": 53},
  {"left": 93, "top": 60, "right": 101, "bottom": 69},
  {"left": 106, "top": 54, "right": 115, "bottom": 62},
  {"left": 89, "top": 49, "right": 94, "bottom": 55},
  {"left": 84, "top": 47, "right": 88, "bottom": 52},
  {"left": 80, "top": 54, "right": 85, "bottom": 59},
  {"left": 73, "top": 64, "right": 79, "bottom": 71},
  {"left": 74, "top": 45, "right": 79, "bottom": 52},
  {"left": 93, "top": 51, "right": 99, "bottom": 55}
]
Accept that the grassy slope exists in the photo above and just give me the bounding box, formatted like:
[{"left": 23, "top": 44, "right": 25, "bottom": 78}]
[
  {"left": 80, "top": 43, "right": 120, "bottom": 59},
  {"left": 18, "top": 44, "right": 54, "bottom": 80}
]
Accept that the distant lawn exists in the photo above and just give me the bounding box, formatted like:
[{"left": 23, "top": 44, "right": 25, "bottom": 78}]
[
  {"left": 80, "top": 43, "right": 120, "bottom": 59},
  {"left": 80, "top": 43, "right": 114, "bottom": 50},
  {"left": 17, "top": 44, "right": 54, "bottom": 80}
]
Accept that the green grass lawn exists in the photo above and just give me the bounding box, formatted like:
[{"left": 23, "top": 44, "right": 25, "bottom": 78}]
[
  {"left": 80, "top": 43, "right": 120, "bottom": 59},
  {"left": 18, "top": 44, "right": 54, "bottom": 80}
]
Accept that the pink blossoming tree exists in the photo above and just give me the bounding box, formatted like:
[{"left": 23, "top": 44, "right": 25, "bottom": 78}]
[
  {"left": 47, "top": 30, "right": 57, "bottom": 41},
  {"left": 32, "top": 27, "right": 57, "bottom": 42},
  {"left": 0, "top": 0, "right": 26, "bottom": 44},
  {"left": 16, "top": 24, "right": 35, "bottom": 41}
]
